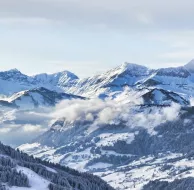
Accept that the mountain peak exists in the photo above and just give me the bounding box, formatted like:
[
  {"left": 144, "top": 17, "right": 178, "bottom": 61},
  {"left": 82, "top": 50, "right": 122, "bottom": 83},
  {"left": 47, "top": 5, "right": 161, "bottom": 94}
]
[
  {"left": 116, "top": 62, "right": 150, "bottom": 77},
  {"left": 57, "top": 70, "right": 79, "bottom": 79},
  {"left": 184, "top": 59, "right": 194, "bottom": 72},
  {"left": 120, "top": 62, "right": 148, "bottom": 71},
  {"left": 7, "top": 68, "right": 21, "bottom": 73}
]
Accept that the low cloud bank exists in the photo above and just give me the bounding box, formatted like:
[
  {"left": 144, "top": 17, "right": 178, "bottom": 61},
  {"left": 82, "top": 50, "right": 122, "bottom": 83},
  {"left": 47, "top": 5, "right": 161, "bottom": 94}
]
[
  {"left": 0, "top": 93, "right": 181, "bottom": 146},
  {"left": 51, "top": 96, "right": 181, "bottom": 135},
  {"left": 0, "top": 109, "right": 51, "bottom": 147}
]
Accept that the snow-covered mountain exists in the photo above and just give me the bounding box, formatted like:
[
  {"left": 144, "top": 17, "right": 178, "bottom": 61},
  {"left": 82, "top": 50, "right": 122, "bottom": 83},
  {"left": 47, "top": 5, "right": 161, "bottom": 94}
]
[
  {"left": 5, "top": 87, "right": 84, "bottom": 110},
  {"left": 59, "top": 61, "right": 194, "bottom": 101},
  {"left": 0, "top": 69, "right": 78, "bottom": 96},
  {"left": 32, "top": 70, "right": 78, "bottom": 89},
  {"left": 1, "top": 60, "right": 194, "bottom": 99},
  {"left": 64, "top": 62, "right": 154, "bottom": 97},
  {"left": 0, "top": 142, "right": 114, "bottom": 190}
]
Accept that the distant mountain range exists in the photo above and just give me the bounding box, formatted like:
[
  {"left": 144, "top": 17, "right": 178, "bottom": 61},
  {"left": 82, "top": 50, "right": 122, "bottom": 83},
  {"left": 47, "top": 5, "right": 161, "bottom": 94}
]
[{"left": 1, "top": 60, "right": 194, "bottom": 101}]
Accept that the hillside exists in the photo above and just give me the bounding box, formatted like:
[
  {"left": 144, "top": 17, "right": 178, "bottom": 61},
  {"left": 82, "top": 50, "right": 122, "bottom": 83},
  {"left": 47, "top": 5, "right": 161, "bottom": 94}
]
[{"left": 0, "top": 142, "right": 114, "bottom": 190}]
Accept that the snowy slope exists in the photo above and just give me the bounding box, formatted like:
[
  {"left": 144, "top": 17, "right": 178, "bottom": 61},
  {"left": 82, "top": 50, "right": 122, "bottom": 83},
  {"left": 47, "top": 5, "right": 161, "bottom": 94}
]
[
  {"left": 142, "top": 67, "right": 190, "bottom": 87},
  {"left": 0, "top": 142, "right": 114, "bottom": 190},
  {"left": 10, "top": 166, "right": 50, "bottom": 190},
  {"left": 6, "top": 87, "right": 85, "bottom": 110},
  {"left": 184, "top": 59, "right": 194, "bottom": 73},
  {"left": 141, "top": 88, "right": 189, "bottom": 106}
]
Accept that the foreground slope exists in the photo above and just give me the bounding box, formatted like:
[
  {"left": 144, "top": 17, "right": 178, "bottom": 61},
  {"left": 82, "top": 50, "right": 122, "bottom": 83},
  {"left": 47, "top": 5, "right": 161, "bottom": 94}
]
[{"left": 0, "top": 142, "right": 114, "bottom": 190}]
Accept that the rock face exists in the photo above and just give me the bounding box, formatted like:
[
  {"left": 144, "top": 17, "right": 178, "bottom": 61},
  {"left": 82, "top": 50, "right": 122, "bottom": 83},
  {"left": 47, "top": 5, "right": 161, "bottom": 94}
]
[{"left": 0, "top": 141, "right": 114, "bottom": 190}]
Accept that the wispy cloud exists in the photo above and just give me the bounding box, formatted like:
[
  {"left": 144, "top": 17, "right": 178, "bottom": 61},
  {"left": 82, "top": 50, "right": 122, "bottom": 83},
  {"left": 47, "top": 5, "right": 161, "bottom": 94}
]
[
  {"left": 0, "top": 17, "right": 56, "bottom": 25},
  {"left": 1, "top": 0, "right": 194, "bottom": 30},
  {"left": 161, "top": 51, "right": 194, "bottom": 60}
]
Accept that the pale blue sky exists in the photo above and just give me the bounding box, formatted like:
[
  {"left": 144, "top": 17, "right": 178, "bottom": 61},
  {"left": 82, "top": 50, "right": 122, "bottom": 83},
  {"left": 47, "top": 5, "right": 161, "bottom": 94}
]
[{"left": 1, "top": 0, "right": 194, "bottom": 78}]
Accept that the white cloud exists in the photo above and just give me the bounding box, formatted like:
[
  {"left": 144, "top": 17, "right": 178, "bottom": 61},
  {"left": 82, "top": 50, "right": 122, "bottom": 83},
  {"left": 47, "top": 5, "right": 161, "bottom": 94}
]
[
  {"left": 0, "top": 17, "right": 55, "bottom": 25},
  {"left": 0, "top": 109, "right": 51, "bottom": 146},
  {"left": 162, "top": 103, "right": 180, "bottom": 121},
  {"left": 51, "top": 96, "right": 181, "bottom": 136},
  {"left": 22, "top": 124, "right": 45, "bottom": 132},
  {"left": 161, "top": 51, "right": 194, "bottom": 60},
  {"left": 0, "top": 128, "right": 11, "bottom": 133},
  {"left": 98, "top": 107, "right": 117, "bottom": 124},
  {"left": 190, "top": 98, "right": 194, "bottom": 106}
]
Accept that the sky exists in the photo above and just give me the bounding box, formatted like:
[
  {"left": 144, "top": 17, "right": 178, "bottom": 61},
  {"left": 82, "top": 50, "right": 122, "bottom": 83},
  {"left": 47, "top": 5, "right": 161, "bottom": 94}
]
[{"left": 1, "top": 0, "right": 194, "bottom": 78}]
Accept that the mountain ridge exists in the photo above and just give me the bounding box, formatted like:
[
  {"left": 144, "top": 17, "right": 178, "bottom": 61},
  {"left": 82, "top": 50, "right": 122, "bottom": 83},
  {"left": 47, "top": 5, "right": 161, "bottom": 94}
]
[{"left": 1, "top": 60, "right": 194, "bottom": 106}]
